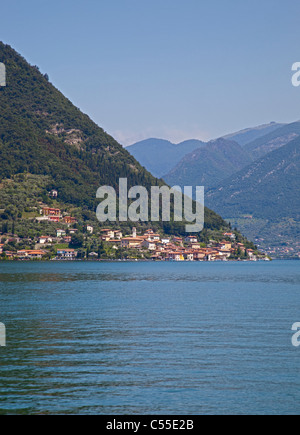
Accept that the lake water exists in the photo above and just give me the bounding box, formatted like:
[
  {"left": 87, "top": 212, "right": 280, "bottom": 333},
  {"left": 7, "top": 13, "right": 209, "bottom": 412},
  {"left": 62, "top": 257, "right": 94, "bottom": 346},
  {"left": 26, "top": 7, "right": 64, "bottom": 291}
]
[{"left": 0, "top": 261, "right": 299, "bottom": 415}]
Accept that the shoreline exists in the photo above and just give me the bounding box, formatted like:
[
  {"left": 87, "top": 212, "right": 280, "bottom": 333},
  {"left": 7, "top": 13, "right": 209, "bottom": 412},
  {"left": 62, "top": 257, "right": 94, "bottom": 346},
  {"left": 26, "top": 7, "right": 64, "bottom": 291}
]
[{"left": 3, "top": 258, "right": 299, "bottom": 263}]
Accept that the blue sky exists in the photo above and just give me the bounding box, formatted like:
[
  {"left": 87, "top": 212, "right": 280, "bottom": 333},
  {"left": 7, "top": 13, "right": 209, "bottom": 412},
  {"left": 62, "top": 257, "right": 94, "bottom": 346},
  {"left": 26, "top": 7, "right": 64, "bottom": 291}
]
[{"left": 1, "top": 0, "right": 300, "bottom": 145}]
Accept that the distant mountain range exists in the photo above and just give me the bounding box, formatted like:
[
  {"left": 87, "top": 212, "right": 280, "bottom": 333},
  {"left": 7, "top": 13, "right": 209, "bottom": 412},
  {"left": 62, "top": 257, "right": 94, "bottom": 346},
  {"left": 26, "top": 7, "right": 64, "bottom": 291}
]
[
  {"left": 163, "top": 120, "right": 300, "bottom": 190},
  {"left": 245, "top": 121, "right": 300, "bottom": 160},
  {"left": 222, "top": 122, "right": 285, "bottom": 146},
  {"left": 206, "top": 137, "right": 300, "bottom": 220},
  {"left": 164, "top": 138, "right": 253, "bottom": 189},
  {"left": 126, "top": 138, "right": 205, "bottom": 178},
  {"left": 127, "top": 122, "right": 285, "bottom": 179}
]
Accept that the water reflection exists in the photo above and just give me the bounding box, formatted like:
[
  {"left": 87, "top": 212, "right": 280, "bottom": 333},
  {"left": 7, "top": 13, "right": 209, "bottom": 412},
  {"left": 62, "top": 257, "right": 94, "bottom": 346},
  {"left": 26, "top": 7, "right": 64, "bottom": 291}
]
[
  {"left": 0, "top": 261, "right": 299, "bottom": 415},
  {"left": 0, "top": 268, "right": 299, "bottom": 285}
]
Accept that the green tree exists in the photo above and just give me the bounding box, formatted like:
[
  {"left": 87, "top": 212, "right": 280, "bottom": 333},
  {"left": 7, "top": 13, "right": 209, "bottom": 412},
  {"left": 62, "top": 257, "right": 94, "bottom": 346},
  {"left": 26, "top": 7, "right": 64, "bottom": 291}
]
[
  {"left": 70, "top": 233, "right": 84, "bottom": 248},
  {"left": 98, "top": 241, "right": 106, "bottom": 259}
]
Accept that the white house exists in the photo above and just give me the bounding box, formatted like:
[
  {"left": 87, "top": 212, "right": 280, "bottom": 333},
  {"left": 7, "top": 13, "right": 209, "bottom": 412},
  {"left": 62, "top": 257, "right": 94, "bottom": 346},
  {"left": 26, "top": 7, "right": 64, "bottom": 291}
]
[
  {"left": 185, "top": 236, "right": 198, "bottom": 243},
  {"left": 50, "top": 190, "right": 58, "bottom": 198},
  {"left": 56, "top": 229, "right": 66, "bottom": 238},
  {"left": 114, "top": 230, "right": 123, "bottom": 240},
  {"left": 101, "top": 229, "right": 114, "bottom": 239},
  {"left": 223, "top": 232, "right": 236, "bottom": 240},
  {"left": 185, "top": 252, "right": 194, "bottom": 261},
  {"left": 39, "top": 236, "right": 53, "bottom": 245},
  {"left": 141, "top": 239, "right": 157, "bottom": 251},
  {"left": 57, "top": 249, "right": 78, "bottom": 259},
  {"left": 145, "top": 231, "right": 160, "bottom": 241}
]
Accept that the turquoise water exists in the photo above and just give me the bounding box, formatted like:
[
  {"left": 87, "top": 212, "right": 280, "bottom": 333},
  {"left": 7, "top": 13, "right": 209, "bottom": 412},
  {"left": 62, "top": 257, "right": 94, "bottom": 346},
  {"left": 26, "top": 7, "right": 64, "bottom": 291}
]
[{"left": 0, "top": 261, "right": 299, "bottom": 415}]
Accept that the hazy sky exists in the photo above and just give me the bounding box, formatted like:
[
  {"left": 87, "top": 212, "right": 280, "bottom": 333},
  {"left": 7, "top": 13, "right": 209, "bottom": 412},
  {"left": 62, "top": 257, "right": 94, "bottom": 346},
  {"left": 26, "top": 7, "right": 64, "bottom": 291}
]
[{"left": 1, "top": 0, "right": 300, "bottom": 145}]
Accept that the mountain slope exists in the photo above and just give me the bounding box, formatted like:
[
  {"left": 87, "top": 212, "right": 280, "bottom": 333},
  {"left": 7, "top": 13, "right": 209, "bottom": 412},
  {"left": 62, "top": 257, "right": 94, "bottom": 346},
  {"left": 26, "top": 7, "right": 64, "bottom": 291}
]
[
  {"left": 0, "top": 43, "right": 161, "bottom": 208},
  {"left": 0, "top": 42, "right": 230, "bottom": 235},
  {"left": 206, "top": 137, "right": 300, "bottom": 255},
  {"left": 221, "top": 122, "right": 285, "bottom": 146},
  {"left": 245, "top": 121, "right": 300, "bottom": 160},
  {"left": 126, "top": 138, "right": 205, "bottom": 178},
  {"left": 163, "top": 138, "right": 253, "bottom": 189},
  {"left": 206, "top": 137, "right": 300, "bottom": 219}
]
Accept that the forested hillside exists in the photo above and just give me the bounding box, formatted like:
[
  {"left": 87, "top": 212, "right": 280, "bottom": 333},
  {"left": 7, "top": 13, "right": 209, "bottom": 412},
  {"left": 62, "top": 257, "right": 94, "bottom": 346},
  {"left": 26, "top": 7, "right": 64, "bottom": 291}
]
[
  {"left": 0, "top": 42, "right": 230, "bottom": 237},
  {"left": 164, "top": 139, "right": 252, "bottom": 189},
  {"left": 206, "top": 137, "right": 300, "bottom": 256}
]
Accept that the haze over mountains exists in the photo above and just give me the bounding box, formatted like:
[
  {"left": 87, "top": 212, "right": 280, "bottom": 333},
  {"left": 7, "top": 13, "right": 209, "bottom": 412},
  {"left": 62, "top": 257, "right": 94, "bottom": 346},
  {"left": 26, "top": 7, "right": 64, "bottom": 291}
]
[
  {"left": 222, "top": 122, "right": 285, "bottom": 146},
  {"left": 127, "top": 138, "right": 205, "bottom": 178},
  {"left": 127, "top": 122, "right": 285, "bottom": 179}
]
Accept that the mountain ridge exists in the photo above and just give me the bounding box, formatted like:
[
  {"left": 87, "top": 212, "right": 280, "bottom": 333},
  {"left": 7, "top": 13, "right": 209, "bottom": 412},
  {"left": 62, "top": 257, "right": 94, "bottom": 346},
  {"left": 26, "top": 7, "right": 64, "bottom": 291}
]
[
  {"left": 244, "top": 121, "right": 300, "bottom": 160},
  {"left": 126, "top": 122, "right": 289, "bottom": 180},
  {"left": 127, "top": 138, "right": 205, "bottom": 178},
  {"left": 163, "top": 138, "right": 253, "bottom": 189},
  {"left": 206, "top": 137, "right": 300, "bottom": 219},
  {"left": 222, "top": 122, "right": 285, "bottom": 146}
]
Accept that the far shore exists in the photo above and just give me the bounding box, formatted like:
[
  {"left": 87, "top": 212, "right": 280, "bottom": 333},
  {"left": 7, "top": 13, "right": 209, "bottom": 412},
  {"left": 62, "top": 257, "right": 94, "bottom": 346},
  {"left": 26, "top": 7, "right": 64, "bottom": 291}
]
[{"left": 7, "top": 258, "right": 300, "bottom": 263}]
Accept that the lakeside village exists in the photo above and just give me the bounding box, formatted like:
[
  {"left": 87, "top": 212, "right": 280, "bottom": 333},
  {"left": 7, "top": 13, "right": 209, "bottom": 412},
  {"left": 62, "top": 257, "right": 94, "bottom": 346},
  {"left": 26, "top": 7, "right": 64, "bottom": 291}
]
[{"left": 0, "top": 198, "right": 269, "bottom": 262}]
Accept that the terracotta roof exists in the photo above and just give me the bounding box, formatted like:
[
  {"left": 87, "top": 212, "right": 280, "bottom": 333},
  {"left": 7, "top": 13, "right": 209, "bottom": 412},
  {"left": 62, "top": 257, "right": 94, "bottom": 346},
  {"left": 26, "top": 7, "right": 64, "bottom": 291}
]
[
  {"left": 18, "top": 250, "right": 46, "bottom": 255},
  {"left": 122, "top": 237, "right": 143, "bottom": 241}
]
